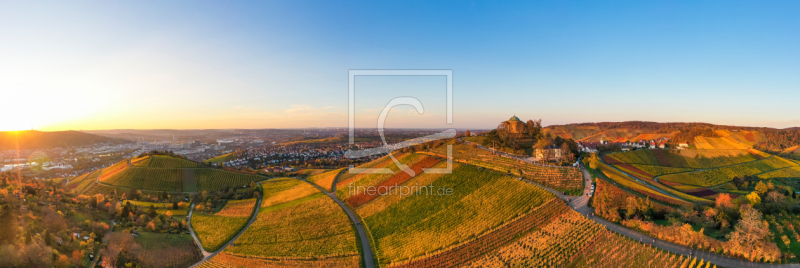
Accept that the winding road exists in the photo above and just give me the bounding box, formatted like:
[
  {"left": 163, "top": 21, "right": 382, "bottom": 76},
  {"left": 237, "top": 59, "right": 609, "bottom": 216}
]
[{"left": 299, "top": 172, "right": 376, "bottom": 268}]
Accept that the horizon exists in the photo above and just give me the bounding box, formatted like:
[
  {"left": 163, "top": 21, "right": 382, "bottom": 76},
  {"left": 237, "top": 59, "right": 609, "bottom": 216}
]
[{"left": 2, "top": 1, "right": 799, "bottom": 131}]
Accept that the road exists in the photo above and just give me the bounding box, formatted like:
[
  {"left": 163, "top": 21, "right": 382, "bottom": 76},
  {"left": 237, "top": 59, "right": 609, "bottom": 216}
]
[
  {"left": 574, "top": 164, "right": 797, "bottom": 268},
  {"left": 300, "top": 174, "right": 376, "bottom": 268},
  {"left": 187, "top": 194, "right": 263, "bottom": 268}
]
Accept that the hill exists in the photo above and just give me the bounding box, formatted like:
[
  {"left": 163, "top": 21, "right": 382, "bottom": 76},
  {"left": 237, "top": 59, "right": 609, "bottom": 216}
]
[{"left": 0, "top": 130, "right": 126, "bottom": 150}]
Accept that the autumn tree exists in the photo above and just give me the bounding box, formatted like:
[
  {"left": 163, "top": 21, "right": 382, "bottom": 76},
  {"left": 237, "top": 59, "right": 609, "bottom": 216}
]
[
  {"left": 754, "top": 181, "right": 768, "bottom": 195},
  {"left": 724, "top": 205, "right": 780, "bottom": 261},
  {"left": 715, "top": 193, "right": 733, "bottom": 209},
  {"left": 746, "top": 191, "right": 761, "bottom": 205}
]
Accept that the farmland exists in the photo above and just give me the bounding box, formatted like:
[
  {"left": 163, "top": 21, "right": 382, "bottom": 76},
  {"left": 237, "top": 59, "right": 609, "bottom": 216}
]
[
  {"left": 336, "top": 153, "right": 430, "bottom": 201},
  {"left": 192, "top": 198, "right": 258, "bottom": 251},
  {"left": 596, "top": 162, "right": 698, "bottom": 205},
  {"left": 362, "top": 164, "right": 558, "bottom": 266},
  {"left": 66, "top": 169, "right": 101, "bottom": 193},
  {"left": 426, "top": 141, "right": 583, "bottom": 193},
  {"left": 660, "top": 156, "right": 798, "bottom": 186},
  {"left": 224, "top": 192, "right": 359, "bottom": 266},
  {"left": 100, "top": 166, "right": 184, "bottom": 191},
  {"left": 132, "top": 232, "right": 204, "bottom": 268},
  {"left": 261, "top": 177, "right": 319, "bottom": 208},
  {"left": 465, "top": 209, "right": 699, "bottom": 268},
  {"left": 306, "top": 168, "right": 344, "bottom": 192},
  {"left": 204, "top": 152, "right": 237, "bottom": 164},
  {"left": 607, "top": 149, "right": 761, "bottom": 169},
  {"left": 195, "top": 169, "right": 267, "bottom": 191}
]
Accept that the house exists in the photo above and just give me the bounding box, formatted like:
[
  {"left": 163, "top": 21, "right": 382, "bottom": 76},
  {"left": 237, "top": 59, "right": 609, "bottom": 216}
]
[
  {"left": 679, "top": 143, "right": 690, "bottom": 148},
  {"left": 534, "top": 145, "right": 563, "bottom": 162}
]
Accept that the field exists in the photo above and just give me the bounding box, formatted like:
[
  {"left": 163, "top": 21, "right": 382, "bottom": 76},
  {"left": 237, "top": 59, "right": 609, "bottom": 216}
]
[
  {"left": 147, "top": 155, "right": 201, "bottom": 168},
  {"left": 100, "top": 166, "right": 184, "bottom": 191},
  {"left": 126, "top": 200, "right": 191, "bottom": 217},
  {"left": 261, "top": 178, "right": 320, "bottom": 208},
  {"left": 596, "top": 162, "right": 698, "bottom": 205},
  {"left": 192, "top": 198, "right": 258, "bottom": 252},
  {"left": 199, "top": 252, "right": 360, "bottom": 268},
  {"left": 132, "top": 232, "right": 203, "bottom": 268},
  {"left": 660, "top": 156, "right": 798, "bottom": 186},
  {"left": 426, "top": 141, "right": 583, "bottom": 193},
  {"left": 204, "top": 153, "right": 237, "bottom": 164},
  {"left": 306, "top": 168, "right": 345, "bottom": 192},
  {"left": 361, "top": 163, "right": 558, "bottom": 266},
  {"left": 195, "top": 169, "right": 267, "bottom": 191},
  {"left": 336, "top": 153, "right": 430, "bottom": 201},
  {"left": 759, "top": 167, "right": 800, "bottom": 179},
  {"left": 464, "top": 209, "right": 699, "bottom": 268},
  {"left": 607, "top": 149, "right": 761, "bottom": 169},
  {"left": 223, "top": 190, "right": 359, "bottom": 267},
  {"left": 344, "top": 156, "right": 441, "bottom": 208},
  {"left": 66, "top": 169, "right": 101, "bottom": 193}
]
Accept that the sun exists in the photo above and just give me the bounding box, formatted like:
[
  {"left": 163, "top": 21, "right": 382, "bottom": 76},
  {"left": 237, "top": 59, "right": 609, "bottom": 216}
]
[{"left": 0, "top": 116, "right": 33, "bottom": 131}]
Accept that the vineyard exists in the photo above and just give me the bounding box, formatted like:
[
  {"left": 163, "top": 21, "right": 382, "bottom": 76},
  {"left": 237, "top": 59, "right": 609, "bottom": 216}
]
[
  {"left": 608, "top": 149, "right": 761, "bottom": 169},
  {"left": 426, "top": 142, "right": 583, "bottom": 193},
  {"left": 66, "top": 169, "right": 101, "bottom": 193},
  {"left": 132, "top": 232, "right": 203, "bottom": 268},
  {"left": 387, "top": 198, "right": 569, "bottom": 268},
  {"left": 596, "top": 162, "right": 698, "bottom": 206},
  {"left": 126, "top": 200, "right": 190, "bottom": 217},
  {"left": 261, "top": 178, "right": 319, "bottom": 208},
  {"left": 345, "top": 156, "right": 441, "bottom": 208},
  {"left": 306, "top": 168, "right": 345, "bottom": 192},
  {"left": 195, "top": 169, "right": 267, "bottom": 192},
  {"left": 225, "top": 194, "right": 359, "bottom": 264},
  {"left": 363, "top": 164, "right": 558, "bottom": 266},
  {"left": 465, "top": 209, "right": 713, "bottom": 268},
  {"left": 758, "top": 167, "right": 800, "bottom": 179},
  {"left": 660, "top": 156, "right": 798, "bottom": 186},
  {"left": 204, "top": 152, "right": 237, "bottom": 164},
  {"left": 198, "top": 252, "right": 361, "bottom": 268},
  {"left": 192, "top": 198, "right": 258, "bottom": 252},
  {"left": 100, "top": 166, "right": 184, "bottom": 191},
  {"left": 355, "top": 161, "right": 454, "bottom": 219},
  {"left": 147, "top": 155, "right": 201, "bottom": 168},
  {"left": 336, "top": 153, "right": 429, "bottom": 201}
]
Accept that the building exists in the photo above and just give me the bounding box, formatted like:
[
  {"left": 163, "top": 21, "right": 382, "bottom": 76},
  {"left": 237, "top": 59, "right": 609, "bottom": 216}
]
[
  {"left": 534, "top": 145, "right": 563, "bottom": 161},
  {"left": 497, "top": 115, "right": 527, "bottom": 137}
]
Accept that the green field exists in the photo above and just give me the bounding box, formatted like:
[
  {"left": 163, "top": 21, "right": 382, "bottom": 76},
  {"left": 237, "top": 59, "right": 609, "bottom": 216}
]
[
  {"left": 195, "top": 169, "right": 266, "bottom": 191},
  {"left": 608, "top": 149, "right": 761, "bottom": 169}
]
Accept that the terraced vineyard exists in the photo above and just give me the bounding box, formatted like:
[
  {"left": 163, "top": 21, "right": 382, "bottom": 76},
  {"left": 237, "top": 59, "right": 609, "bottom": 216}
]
[
  {"left": 261, "top": 178, "right": 319, "bottom": 208},
  {"left": 427, "top": 141, "right": 583, "bottom": 193},
  {"left": 336, "top": 153, "right": 430, "bottom": 201},
  {"left": 360, "top": 163, "right": 559, "bottom": 267},
  {"left": 218, "top": 182, "right": 360, "bottom": 267},
  {"left": 66, "top": 169, "right": 101, "bottom": 193},
  {"left": 597, "top": 162, "right": 699, "bottom": 205},
  {"left": 660, "top": 156, "right": 798, "bottom": 186},
  {"left": 195, "top": 169, "right": 266, "bottom": 192},
  {"left": 464, "top": 209, "right": 702, "bottom": 268},
  {"left": 81, "top": 155, "right": 268, "bottom": 193},
  {"left": 758, "top": 167, "right": 800, "bottom": 179},
  {"left": 192, "top": 198, "right": 258, "bottom": 251},
  {"left": 607, "top": 149, "right": 761, "bottom": 169},
  {"left": 306, "top": 168, "right": 345, "bottom": 192}
]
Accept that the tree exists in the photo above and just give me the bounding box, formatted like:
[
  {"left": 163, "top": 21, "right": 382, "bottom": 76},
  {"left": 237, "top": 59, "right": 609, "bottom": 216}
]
[
  {"left": 148, "top": 205, "right": 157, "bottom": 219},
  {"left": 754, "top": 181, "right": 768, "bottom": 195},
  {"left": 465, "top": 130, "right": 471, "bottom": 137},
  {"left": 746, "top": 191, "right": 761, "bottom": 204},
  {"left": 24, "top": 231, "right": 31, "bottom": 244},
  {"left": 715, "top": 193, "right": 733, "bottom": 209},
  {"left": 90, "top": 196, "right": 98, "bottom": 209},
  {"left": 44, "top": 229, "right": 52, "bottom": 246},
  {"left": 588, "top": 153, "right": 601, "bottom": 170},
  {"left": 724, "top": 205, "right": 781, "bottom": 262},
  {"left": 0, "top": 204, "right": 17, "bottom": 244},
  {"left": 172, "top": 201, "right": 178, "bottom": 210}
]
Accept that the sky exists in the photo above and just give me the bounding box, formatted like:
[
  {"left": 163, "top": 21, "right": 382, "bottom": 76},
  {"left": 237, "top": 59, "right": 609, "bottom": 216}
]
[{"left": 0, "top": 1, "right": 798, "bottom": 131}]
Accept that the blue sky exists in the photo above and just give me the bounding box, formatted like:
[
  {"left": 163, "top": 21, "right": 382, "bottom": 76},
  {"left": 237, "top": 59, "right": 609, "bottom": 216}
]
[{"left": 1, "top": 1, "right": 798, "bottom": 131}]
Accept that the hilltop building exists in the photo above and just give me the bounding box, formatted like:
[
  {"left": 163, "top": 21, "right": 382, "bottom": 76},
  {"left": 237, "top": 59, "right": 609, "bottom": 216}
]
[{"left": 497, "top": 115, "right": 527, "bottom": 137}]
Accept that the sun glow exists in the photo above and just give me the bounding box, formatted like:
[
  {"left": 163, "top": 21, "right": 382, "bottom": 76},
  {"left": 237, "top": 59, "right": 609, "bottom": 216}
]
[{"left": 1, "top": 117, "right": 33, "bottom": 131}]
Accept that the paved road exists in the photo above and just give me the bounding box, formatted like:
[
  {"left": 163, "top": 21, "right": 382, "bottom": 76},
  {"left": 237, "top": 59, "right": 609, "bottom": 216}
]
[
  {"left": 88, "top": 220, "right": 115, "bottom": 268},
  {"left": 188, "top": 194, "right": 263, "bottom": 268},
  {"left": 300, "top": 176, "right": 376, "bottom": 268}
]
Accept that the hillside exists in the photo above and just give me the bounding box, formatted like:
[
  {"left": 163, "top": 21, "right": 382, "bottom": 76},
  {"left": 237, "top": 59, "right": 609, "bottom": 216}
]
[
  {"left": 0, "top": 130, "right": 127, "bottom": 150},
  {"left": 87, "top": 155, "right": 267, "bottom": 192}
]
